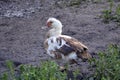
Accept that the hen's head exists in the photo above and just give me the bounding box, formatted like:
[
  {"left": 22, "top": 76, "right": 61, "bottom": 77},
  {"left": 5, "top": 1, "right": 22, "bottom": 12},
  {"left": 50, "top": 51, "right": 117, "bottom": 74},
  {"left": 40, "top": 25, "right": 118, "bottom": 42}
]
[{"left": 46, "top": 17, "right": 62, "bottom": 29}]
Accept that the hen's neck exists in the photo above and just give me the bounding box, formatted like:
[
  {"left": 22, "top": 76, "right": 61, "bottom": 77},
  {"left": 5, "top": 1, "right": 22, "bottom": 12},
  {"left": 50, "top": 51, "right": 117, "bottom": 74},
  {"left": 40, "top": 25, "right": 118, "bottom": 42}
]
[{"left": 46, "top": 28, "right": 62, "bottom": 38}]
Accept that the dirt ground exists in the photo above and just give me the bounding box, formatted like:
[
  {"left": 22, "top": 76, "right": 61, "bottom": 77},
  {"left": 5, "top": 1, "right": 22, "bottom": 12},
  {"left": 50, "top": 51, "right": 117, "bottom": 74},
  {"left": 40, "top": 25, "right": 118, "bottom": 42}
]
[{"left": 0, "top": 0, "right": 120, "bottom": 76}]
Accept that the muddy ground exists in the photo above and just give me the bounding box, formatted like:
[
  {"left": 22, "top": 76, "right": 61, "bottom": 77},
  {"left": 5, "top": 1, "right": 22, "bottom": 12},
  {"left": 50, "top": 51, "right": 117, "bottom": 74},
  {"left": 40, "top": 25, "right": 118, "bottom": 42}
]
[{"left": 0, "top": 0, "right": 120, "bottom": 77}]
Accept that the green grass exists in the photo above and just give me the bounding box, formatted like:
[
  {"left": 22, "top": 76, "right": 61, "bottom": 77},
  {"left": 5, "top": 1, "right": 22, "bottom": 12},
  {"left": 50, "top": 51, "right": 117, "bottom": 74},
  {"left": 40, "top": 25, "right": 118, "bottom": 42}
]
[
  {"left": 68, "top": 0, "right": 82, "bottom": 7},
  {"left": 89, "top": 44, "right": 120, "bottom": 80},
  {"left": 68, "top": 0, "right": 100, "bottom": 7},
  {"left": 1, "top": 44, "right": 120, "bottom": 80},
  {"left": 1, "top": 61, "right": 67, "bottom": 80},
  {"left": 101, "top": 1, "right": 120, "bottom": 25}
]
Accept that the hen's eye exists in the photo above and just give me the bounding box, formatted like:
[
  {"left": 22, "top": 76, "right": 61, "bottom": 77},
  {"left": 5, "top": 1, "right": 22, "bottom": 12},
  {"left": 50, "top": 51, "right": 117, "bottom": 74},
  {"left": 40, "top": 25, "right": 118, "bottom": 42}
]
[{"left": 49, "top": 21, "right": 53, "bottom": 23}]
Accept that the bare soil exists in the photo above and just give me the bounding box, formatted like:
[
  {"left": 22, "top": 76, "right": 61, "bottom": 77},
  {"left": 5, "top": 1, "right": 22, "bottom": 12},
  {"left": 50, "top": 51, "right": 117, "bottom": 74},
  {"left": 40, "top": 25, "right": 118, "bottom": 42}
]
[{"left": 0, "top": 0, "right": 120, "bottom": 77}]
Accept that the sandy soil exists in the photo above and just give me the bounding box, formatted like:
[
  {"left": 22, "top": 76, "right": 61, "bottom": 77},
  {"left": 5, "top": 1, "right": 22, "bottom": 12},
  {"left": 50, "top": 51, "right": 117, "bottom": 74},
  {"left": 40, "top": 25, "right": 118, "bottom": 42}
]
[{"left": 0, "top": 0, "right": 120, "bottom": 76}]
